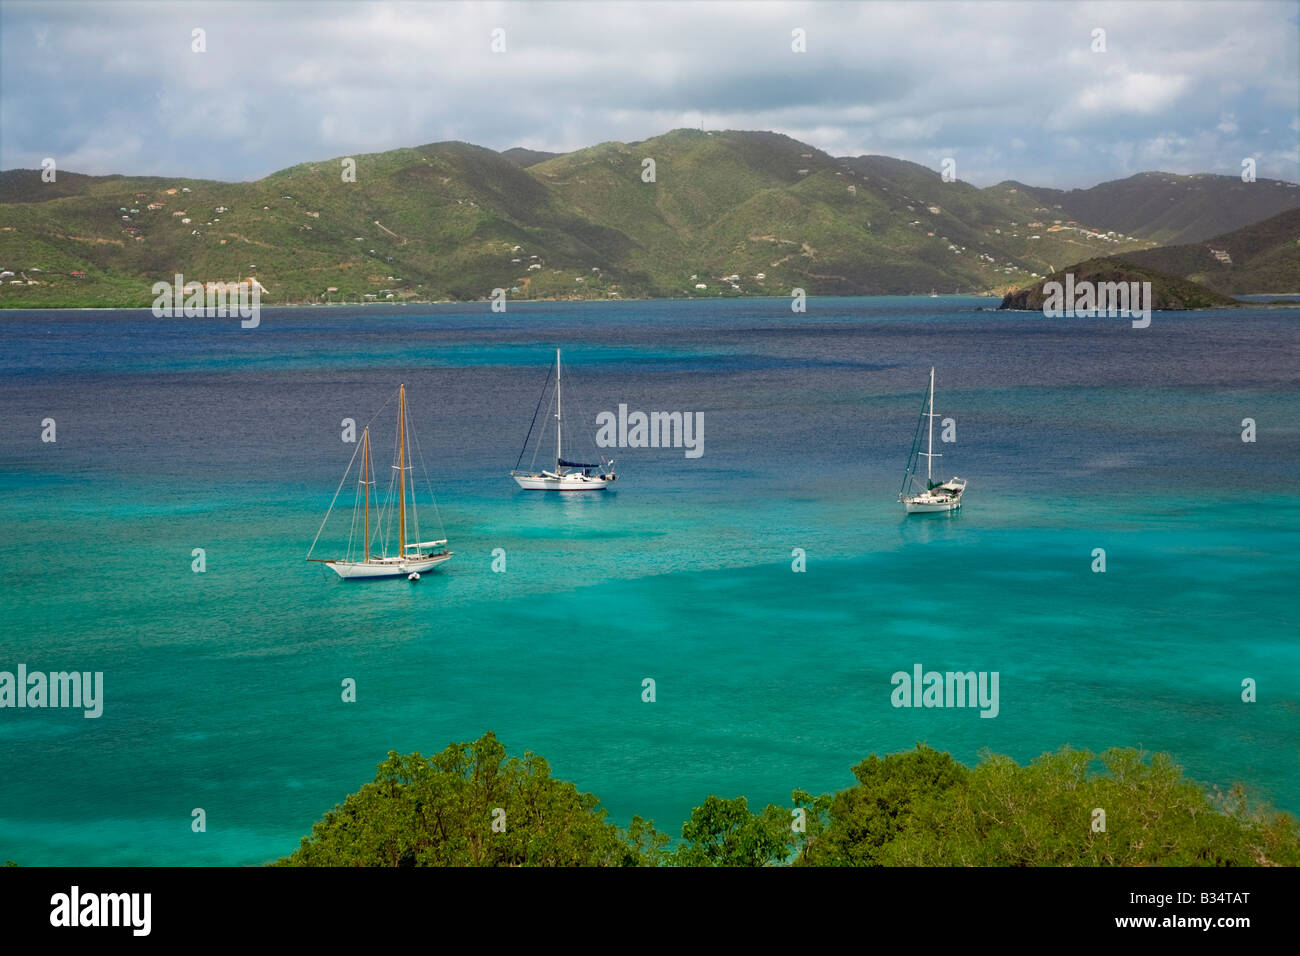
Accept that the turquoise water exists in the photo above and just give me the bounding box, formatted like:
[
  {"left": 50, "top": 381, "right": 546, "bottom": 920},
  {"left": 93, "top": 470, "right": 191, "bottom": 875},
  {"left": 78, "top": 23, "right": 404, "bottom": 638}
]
[{"left": 1, "top": 297, "right": 1297, "bottom": 865}]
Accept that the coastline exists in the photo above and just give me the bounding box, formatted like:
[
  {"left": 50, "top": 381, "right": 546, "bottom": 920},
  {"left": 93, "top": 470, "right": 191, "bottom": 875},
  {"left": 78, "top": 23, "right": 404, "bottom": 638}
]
[{"left": 5, "top": 291, "right": 1299, "bottom": 312}]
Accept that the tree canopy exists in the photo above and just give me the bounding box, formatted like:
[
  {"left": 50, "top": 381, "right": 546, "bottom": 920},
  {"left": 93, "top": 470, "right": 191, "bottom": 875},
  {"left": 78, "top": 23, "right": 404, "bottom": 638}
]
[
  {"left": 276, "top": 736, "right": 1299, "bottom": 867},
  {"left": 276, "top": 731, "right": 667, "bottom": 866}
]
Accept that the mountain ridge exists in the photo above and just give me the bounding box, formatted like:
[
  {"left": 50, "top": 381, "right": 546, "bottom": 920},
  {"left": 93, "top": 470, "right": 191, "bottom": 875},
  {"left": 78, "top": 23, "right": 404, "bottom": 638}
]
[{"left": 2, "top": 128, "right": 1296, "bottom": 307}]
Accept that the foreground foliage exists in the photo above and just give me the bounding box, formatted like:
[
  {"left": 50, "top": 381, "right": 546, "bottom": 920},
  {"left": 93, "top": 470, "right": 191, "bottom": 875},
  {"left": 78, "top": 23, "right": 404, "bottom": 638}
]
[
  {"left": 276, "top": 732, "right": 666, "bottom": 866},
  {"left": 277, "top": 736, "right": 1299, "bottom": 867},
  {"left": 792, "top": 745, "right": 1299, "bottom": 867}
]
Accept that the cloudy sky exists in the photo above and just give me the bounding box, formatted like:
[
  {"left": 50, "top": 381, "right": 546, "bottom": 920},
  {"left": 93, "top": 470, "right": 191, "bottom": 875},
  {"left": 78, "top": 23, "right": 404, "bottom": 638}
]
[{"left": 2, "top": 0, "right": 1297, "bottom": 188}]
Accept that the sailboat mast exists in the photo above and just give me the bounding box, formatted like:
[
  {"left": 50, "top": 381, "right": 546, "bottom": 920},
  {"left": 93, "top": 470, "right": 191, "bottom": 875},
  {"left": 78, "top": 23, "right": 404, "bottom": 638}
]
[
  {"left": 926, "top": 366, "right": 935, "bottom": 483},
  {"left": 363, "top": 427, "right": 371, "bottom": 563},
  {"left": 398, "top": 384, "right": 406, "bottom": 558},
  {"left": 555, "top": 348, "right": 562, "bottom": 473}
]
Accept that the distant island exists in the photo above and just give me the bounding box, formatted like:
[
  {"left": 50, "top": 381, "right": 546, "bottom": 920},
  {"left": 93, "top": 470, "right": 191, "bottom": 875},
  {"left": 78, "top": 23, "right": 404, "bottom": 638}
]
[
  {"left": 998, "top": 257, "right": 1240, "bottom": 312},
  {"left": 2, "top": 129, "right": 1298, "bottom": 308}
]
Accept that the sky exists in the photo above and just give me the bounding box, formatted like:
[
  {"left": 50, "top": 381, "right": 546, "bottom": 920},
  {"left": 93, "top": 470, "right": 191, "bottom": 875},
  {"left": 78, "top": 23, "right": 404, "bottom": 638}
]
[{"left": 1, "top": 0, "right": 1297, "bottom": 189}]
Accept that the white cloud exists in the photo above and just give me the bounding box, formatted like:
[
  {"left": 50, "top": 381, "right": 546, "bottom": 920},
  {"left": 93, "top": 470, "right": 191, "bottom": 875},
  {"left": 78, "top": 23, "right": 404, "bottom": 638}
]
[{"left": 1073, "top": 71, "right": 1190, "bottom": 116}]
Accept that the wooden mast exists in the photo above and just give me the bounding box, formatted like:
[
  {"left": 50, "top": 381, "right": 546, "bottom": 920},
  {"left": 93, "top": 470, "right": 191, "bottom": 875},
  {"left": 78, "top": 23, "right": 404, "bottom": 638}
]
[
  {"left": 362, "top": 427, "right": 371, "bottom": 563},
  {"left": 397, "top": 384, "right": 406, "bottom": 559}
]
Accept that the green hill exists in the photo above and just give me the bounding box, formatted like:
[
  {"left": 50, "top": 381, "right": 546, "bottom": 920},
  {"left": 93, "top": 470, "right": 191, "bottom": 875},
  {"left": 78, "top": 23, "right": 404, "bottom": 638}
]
[
  {"left": 1013, "top": 171, "right": 1300, "bottom": 245},
  {"left": 1120, "top": 208, "right": 1300, "bottom": 294},
  {"left": 998, "top": 257, "right": 1239, "bottom": 311},
  {"left": 500, "top": 147, "right": 563, "bottom": 168},
  {"left": 2, "top": 129, "right": 1295, "bottom": 308}
]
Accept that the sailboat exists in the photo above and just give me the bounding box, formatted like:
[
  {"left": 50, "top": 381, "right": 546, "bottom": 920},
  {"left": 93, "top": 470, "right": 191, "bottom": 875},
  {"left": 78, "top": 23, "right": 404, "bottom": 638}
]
[
  {"left": 510, "top": 349, "right": 617, "bottom": 491},
  {"left": 899, "top": 367, "right": 966, "bottom": 514},
  {"left": 307, "top": 384, "right": 452, "bottom": 578}
]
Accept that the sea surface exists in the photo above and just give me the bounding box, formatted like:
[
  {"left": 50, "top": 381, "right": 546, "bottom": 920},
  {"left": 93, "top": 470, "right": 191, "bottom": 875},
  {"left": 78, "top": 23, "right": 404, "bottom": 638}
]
[{"left": 1, "top": 297, "right": 1297, "bottom": 865}]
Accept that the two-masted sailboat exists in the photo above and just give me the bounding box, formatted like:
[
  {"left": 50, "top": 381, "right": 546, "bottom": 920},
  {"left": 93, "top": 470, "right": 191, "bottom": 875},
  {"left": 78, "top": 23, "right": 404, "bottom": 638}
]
[
  {"left": 308, "top": 384, "right": 452, "bottom": 579},
  {"left": 899, "top": 367, "right": 967, "bottom": 514},
  {"left": 510, "top": 349, "right": 617, "bottom": 491}
]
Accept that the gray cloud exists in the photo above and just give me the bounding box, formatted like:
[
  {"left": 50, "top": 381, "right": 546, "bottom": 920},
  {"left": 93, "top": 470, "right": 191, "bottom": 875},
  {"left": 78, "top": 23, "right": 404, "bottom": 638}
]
[{"left": 1, "top": 0, "right": 1296, "bottom": 188}]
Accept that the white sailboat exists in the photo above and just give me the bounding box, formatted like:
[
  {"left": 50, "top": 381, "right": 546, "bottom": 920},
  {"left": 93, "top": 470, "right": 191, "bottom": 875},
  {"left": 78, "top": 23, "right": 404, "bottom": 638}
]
[
  {"left": 899, "top": 366, "right": 966, "bottom": 514},
  {"left": 308, "top": 384, "right": 453, "bottom": 578},
  {"left": 510, "top": 349, "right": 618, "bottom": 491}
]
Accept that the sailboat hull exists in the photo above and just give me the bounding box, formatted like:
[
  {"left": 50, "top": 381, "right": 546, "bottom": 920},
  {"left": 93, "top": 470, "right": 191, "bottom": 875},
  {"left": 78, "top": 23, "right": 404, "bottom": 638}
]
[
  {"left": 511, "top": 472, "right": 611, "bottom": 491},
  {"left": 902, "top": 478, "right": 967, "bottom": 514},
  {"left": 903, "top": 497, "right": 962, "bottom": 513},
  {"left": 326, "top": 552, "right": 453, "bottom": 579}
]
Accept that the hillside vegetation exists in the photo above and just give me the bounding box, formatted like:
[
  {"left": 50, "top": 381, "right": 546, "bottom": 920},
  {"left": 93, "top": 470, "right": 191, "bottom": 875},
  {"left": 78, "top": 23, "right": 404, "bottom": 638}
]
[
  {"left": 999, "top": 257, "right": 1239, "bottom": 311},
  {"left": 2, "top": 129, "right": 1296, "bottom": 308},
  {"left": 1005, "top": 171, "right": 1300, "bottom": 245},
  {"left": 1121, "top": 208, "right": 1300, "bottom": 294},
  {"left": 0, "top": 130, "right": 1159, "bottom": 307}
]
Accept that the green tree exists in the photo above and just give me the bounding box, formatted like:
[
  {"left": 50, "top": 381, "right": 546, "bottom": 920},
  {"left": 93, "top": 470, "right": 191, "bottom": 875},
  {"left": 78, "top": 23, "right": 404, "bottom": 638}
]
[
  {"left": 885, "top": 747, "right": 1300, "bottom": 867},
  {"left": 799, "top": 744, "right": 969, "bottom": 866},
  {"left": 275, "top": 731, "right": 665, "bottom": 866},
  {"left": 673, "top": 795, "right": 792, "bottom": 866},
  {"left": 797, "top": 744, "right": 1300, "bottom": 867}
]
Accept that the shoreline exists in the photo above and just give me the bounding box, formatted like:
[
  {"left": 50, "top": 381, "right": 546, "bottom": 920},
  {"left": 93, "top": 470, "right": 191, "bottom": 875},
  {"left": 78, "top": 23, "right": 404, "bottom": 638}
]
[{"left": 3, "top": 291, "right": 1299, "bottom": 312}]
